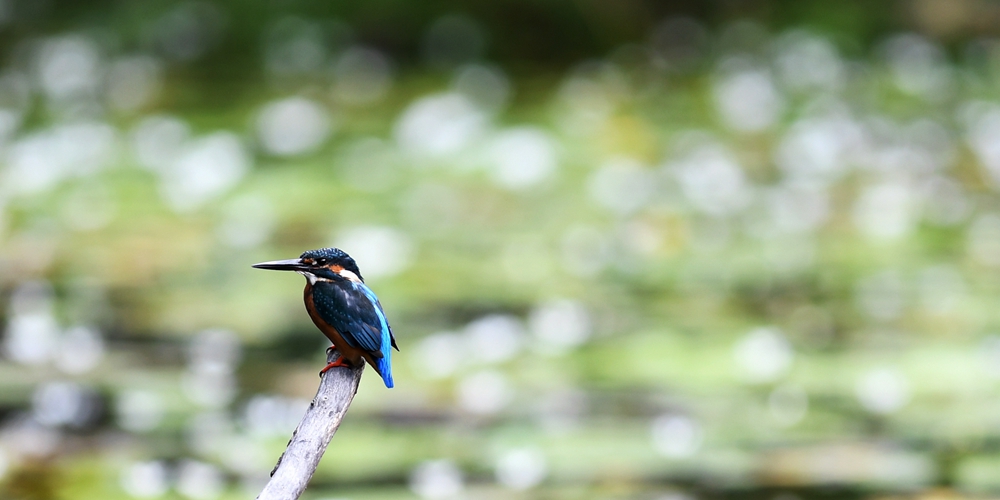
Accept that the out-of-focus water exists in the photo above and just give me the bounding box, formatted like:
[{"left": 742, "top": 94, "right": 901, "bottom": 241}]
[{"left": 1, "top": 1, "right": 999, "bottom": 499}]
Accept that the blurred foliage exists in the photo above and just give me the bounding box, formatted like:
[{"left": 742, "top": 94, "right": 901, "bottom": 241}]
[{"left": 3, "top": 0, "right": 1000, "bottom": 499}]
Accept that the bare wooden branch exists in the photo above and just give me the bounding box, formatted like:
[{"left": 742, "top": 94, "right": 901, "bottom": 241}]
[{"left": 256, "top": 350, "right": 365, "bottom": 500}]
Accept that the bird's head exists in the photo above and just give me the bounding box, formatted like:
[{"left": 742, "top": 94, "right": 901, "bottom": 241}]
[{"left": 252, "top": 247, "right": 364, "bottom": 284}]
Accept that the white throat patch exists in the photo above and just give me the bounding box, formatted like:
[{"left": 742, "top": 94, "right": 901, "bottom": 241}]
[{"left": 297, "top": 271, "right": 331, "bottom": 284}]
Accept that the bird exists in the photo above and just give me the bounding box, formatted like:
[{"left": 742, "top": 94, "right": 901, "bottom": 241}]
[{"left": 253, "top": 247, "right": 397, "bottom": 388}]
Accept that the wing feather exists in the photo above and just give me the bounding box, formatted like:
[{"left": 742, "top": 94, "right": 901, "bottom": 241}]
[{"left": 311, "top": 280, "right": 394, "bottom": 354}]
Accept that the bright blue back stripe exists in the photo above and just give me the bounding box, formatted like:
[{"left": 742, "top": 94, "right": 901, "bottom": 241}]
[{"left": 355, "top": 283, "right": 394, "bottom": 388}]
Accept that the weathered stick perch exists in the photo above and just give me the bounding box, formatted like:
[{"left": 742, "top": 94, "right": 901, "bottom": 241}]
[{"left": 256, "top": 349, "right": 365, "bottom": 500}]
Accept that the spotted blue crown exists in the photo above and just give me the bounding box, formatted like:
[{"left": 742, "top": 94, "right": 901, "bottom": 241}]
[{"left": 300, "top": 247, "right": 363, "bottom": 281}]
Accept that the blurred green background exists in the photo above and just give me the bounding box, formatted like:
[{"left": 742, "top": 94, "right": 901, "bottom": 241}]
[{"left": 2, "top": 0, "right": 1000, "bottom": 498}]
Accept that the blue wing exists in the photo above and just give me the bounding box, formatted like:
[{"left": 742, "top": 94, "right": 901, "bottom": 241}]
[{"left": 311, "top": 280, "right": 396, "bottom": 387}]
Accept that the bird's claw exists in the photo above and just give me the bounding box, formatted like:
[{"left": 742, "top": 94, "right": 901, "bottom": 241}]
[{"left": 319, "top": 355, "right": 350, "bottom": 377}]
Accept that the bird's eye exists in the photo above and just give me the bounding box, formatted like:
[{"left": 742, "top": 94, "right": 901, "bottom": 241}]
[{"left": 315, "top": 258, "right": 329, "bottom": 266}]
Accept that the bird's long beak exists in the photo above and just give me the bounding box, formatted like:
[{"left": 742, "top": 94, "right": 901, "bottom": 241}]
[{"left": 252, "top": 258, "right": 308, "bottom": 271}]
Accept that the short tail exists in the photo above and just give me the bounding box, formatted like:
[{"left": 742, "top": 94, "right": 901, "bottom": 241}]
[{"left": 376, "top": 354, "right": 394, "bottom": 388}]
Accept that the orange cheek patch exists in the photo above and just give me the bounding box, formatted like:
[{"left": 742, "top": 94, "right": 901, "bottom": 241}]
[{"left": 322, "top": 264, "right": 360, "bottom": 282}]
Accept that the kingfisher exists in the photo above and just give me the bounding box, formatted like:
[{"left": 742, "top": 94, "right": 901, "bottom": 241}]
[{"left": 253, "top": 247, "right": 397, "bottom": 388}]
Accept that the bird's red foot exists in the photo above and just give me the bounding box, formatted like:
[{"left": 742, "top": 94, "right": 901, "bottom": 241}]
[{"left": 319, "top": 356, "right": 350, "bottom": 376}]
